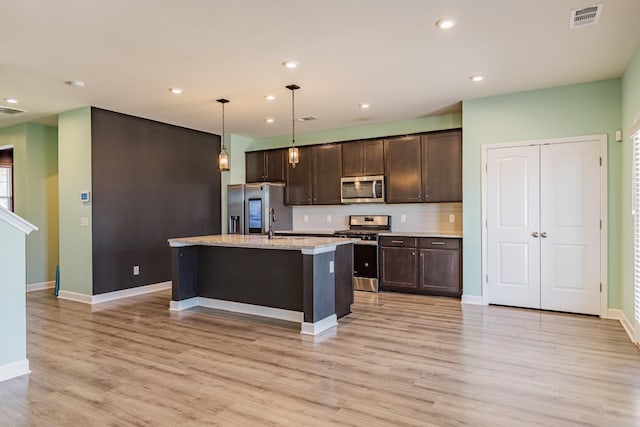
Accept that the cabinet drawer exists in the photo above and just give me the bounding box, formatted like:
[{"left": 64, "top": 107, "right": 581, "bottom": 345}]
[
  {"left": 379, "top": 236, "right": 417, "bottom": 247},
  {"left": 419, "top": 237, "right": 460, "bottom": 250}
]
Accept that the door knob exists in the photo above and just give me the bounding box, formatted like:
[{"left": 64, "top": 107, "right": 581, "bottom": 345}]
[
  {"left": 541, "top": 232, "right": 548, "bottom": 238},
  {"left": 532, "top": 232, "right": 539, "bottom": 238}
]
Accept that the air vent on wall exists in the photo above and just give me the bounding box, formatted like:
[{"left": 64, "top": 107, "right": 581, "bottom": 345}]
[
  {"left": 0, "top": 105, "right": 28, "bottom": 115},
  {"left": 297, "top": 116, "right": 318, "bottom": 122},
  {"left": 569, "top": 4, "right": 603, "bottom": 28}
]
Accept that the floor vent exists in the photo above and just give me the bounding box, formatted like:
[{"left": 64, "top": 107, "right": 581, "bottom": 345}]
[
  {"left": 0, "top": 105, "right": 28, "bottom": 115},
  {"left": 569, "top": 4, "right": 603, "bottom": 28}
]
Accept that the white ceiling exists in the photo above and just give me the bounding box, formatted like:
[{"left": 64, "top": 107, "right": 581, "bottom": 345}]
[{"left": 1, "top": 0, "right": 639, "bottom": 139}]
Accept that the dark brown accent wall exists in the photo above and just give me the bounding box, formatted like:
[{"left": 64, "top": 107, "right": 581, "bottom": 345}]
[{"left": 91, "top": 108, "right": 221, "bottom": 295}]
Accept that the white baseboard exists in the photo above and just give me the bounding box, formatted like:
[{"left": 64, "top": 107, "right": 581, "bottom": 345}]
[
  {"left": 301, "top": 314, "right": 338, "bottom": 336},
  {"left": 26, "top": 281, "right": 55, "bottom": 292},
  {"left": 0, "top": 359, "right": 30, "bottom": 383},
  {"left": 607, "top": 309, "right": 638, "bottom": 345},
  {"left": 461, "top": 294, "right": 485, "bottom": 305},
  {"left": 58, "top": 281, "right": 172, "bottom": 305},
  {"left": 91, "top": 281, "right": 172, "bottom": 304},
  {"left": 57, "top": 290, "right": 93, "bottom": 304},
  {"left": 197, "top": 297, "right": 304, "bottom": 323},
  {"left": 169, "top": 297, "right": 199, "bottom": 311}
]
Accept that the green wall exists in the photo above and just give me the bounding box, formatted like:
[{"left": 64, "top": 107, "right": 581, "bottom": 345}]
[
  {"left": 58, "top": 107, "right": 93, "bottom": 295},
  {"left": 0, "top": 219, "right": 28, "bottom": 366},
  {"left": 621, "top": 46, "right": 640, "bottom": 324},
  {"left": 252, "top": 113, "right": 462, "bottom": 151},
  {"left": 0, "top": 123, "right": 59, "bottom": 285},
  {"left": 462, "top": 79, "right": 622, "bottom": 305}
]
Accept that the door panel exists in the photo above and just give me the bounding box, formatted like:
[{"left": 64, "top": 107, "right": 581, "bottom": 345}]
[
  {"left": 487, "top": 146, "right": 541, "bottom": 309},
  {"left": 540, "top": 141, "right": 601, "bottom": 315}
]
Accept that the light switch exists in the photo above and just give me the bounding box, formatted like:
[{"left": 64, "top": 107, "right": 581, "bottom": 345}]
[
  {"left": 80, "top": 217, "right": 89, "bottom": 227},
  {"left": 449, "top": 214, "right": 455, "bottom": 223},
  {"left": 329, "top": 261, "right": 334, "bottom": 273},
  {"left": 304, "top": 215, "right": 309, "bottom": 222},
  {"left": 327, "top": 214, "right": 332, "bottom": 222},
  {"left": 400, "top": 214, "right": 406, "bottom": 223}
]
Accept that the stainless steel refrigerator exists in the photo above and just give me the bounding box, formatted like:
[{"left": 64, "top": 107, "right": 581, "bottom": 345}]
[{"left": 227, "top": 183, "right": 292, "bottom": 235}]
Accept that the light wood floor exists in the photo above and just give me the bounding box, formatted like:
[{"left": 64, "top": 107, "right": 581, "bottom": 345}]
[{"left": 1, "top": 290, "right": 639, "bottom": 426}]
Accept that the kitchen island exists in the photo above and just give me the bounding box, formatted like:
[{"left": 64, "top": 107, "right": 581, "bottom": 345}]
[{"left": 168, "top": 235, "right": 355, "bottom": 335}]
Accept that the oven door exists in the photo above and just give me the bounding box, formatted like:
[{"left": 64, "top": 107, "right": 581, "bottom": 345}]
[{"left": 352, "top": 241, "right": 379, "bottom": 292}]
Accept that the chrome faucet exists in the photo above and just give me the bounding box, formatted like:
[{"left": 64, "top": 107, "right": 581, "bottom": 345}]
[{"left": 268, "top": 208, "right": 276, "bottom": 239}]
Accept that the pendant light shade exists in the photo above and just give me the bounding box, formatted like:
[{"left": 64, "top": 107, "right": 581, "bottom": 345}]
[
  {"left": 217, "top": 98, "right": 230, "bottom": 172},
  {"left": 286, "top": 84, "right": 300, "bottom": 168}
]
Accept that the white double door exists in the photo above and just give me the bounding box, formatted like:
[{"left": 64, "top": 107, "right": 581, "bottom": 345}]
[{"left": 487, "top": 139, "right": 602, "bottom": 315}]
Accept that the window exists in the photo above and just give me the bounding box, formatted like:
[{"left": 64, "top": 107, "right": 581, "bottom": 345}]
[
  {"left": 0, "top": 165, "right": 12, "bottom": 211},
  {"left": 634, "top": 131, "right": 640, "bottom": 324}
]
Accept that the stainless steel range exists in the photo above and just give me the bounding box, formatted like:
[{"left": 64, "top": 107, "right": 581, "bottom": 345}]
[{"left": 334, "top": 215, "right": 391, "bottom": 292}]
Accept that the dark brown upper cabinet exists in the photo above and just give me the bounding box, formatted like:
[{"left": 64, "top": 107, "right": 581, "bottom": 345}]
[
  {"left": 421, "top": 131, "right": 462, "bottom": 202},
  {"left": 245, "top": 149, "right": 285, "bottom": 183},
  {"left": 384, "top": 135, "right": 423, "bottom": 203},
  {"left": 285, "top": 146, "right": 313, "bottom": 205},
  {"left": 342, "top": 139, "right": 384, "bottom": 177},
  {"left": 312, "top": 144, "right": 342, "bottom": 205}
]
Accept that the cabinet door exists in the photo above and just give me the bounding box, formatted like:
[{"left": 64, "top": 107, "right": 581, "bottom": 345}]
[
  {"left": 245, "top": 151, "right": 265, "bottom": 183},
  {"left": 380, "top": 246, "right": 417, "bottom": 289},
  {"left": 418, "top": 248, "right": 461, "bottom": 296},
  {"left": 384, "top": 136, "right": 422, "bottom": 203},
  {"left": 265, "top": 149, "right": 285, "bottom": 182},
  {"left": 342, "top": 141, "right": 364, "bottom": 177},
  {"left": 285, "top": 146, "right": 312, "bottom": 205},
  {"left": 363, "top": 139, "right": 384, "bottom": 176},
  {"left": 312, "top": 144, "right": 342, "bottom": 205},
  {"left": 422, "top": 131, "right": 462, "bottom": 202}
]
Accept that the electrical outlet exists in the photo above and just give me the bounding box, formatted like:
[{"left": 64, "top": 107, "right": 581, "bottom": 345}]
[
  {"left": 327, "top": 214, "right": 332, "bottom": 222},
  {"left": 400, "top": 214, "right": 406, "bottom": 223},
  {"left": 80, "top": 217, "right": 89, "bottom": 227},
  {"left": 304, "top": 215, "right": 309, "bottom": 222},
  {"left": 133, "top": 265, "right": 140, "bottom": 276},
  {"left": 329, "top": 261, "right": 334, "bottom": 273},
  {"left": 449, "top": 214, "right": 455, "bottom": 223}
]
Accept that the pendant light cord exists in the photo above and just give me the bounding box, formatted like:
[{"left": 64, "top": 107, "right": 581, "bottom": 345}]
[
  {"left": 221, "top": 102, "right": 226, "bottom": 150},
  {"left": 291, "top": 88, "right": 296, "bottom": 147}
]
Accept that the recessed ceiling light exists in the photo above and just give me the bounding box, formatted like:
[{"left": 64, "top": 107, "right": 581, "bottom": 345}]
[
  {"left": 169, "top": 88, "right": 183, "bottom": 94},
  {"left": 265, "top": 118, "right": 275, "bottom": 123},
  {"left": 265, "top": 95, "right": 276, "bottom": 101},
  {"left": 65, "top": 80, "right": 86, "bottom": 88},
  {"left": 282, "top": 61, "right": 298, "bottom": 69},
  {"left": 4, "top": 98, "right": 18, "bottom": 104},
  {"left": 470, "top": 75, "right": 484, "bottom": 82},
  {"left": 359, "top": 103, "right": 370, "bottom": 109},
  {"left": 436, "top": 18, "right": 456, "bottom": 29}
]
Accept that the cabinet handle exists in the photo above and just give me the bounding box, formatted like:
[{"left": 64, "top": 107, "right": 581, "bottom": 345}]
[
  {"left": 420, "top": 253, "right": 423, "bottom": 257},
  {"left": 425, "top": 194, "right": 429, "bottom": 199},
  {"left": 532, "top": 232, "right": 539, "bottom": 238},
  {"left": 391, "top": 240, "right": 405, "bottom": 244},
  {"left": 541, "top": 232, "right": 548, "bottom": 238},
  {"left": 431, "top": 242, "right": 445, "bottom": 245},
  {"left": 411, "top": 252, "right": 415, "bottom": 256}
]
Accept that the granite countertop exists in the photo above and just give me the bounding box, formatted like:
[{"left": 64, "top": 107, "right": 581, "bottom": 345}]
[
  {"left": 168, "top": 234, "right": 357, "bottom": 251},
  {"left": 274, "top": 229, "right": 337, "bottom": 236},
  {"left": 379, "top": 231, "right": 463, "bottom": 238}
]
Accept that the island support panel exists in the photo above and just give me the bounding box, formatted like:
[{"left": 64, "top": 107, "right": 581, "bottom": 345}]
[{"left": 170, "top": 243, "right": 353, "bottom": 335}]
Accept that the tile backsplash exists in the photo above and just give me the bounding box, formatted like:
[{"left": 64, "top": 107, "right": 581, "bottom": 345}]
[{"left": 292, "top": 203, "right": 462, "bottom": 234}]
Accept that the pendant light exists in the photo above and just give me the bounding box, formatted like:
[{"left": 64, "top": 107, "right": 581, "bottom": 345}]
[
  {"left": 286, "top": 84, "right": 300, "bottom": 168},
  {"left": 217, "top": 98, "right": 230, "bottom": 172}
]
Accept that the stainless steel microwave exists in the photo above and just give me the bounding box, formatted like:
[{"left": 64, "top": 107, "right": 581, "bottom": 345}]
[{"left": 341, "top": 175, "right": 385, "bottom": 203}]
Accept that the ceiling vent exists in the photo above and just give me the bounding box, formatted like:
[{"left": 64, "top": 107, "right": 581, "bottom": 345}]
[
  {"left": 569, "top": 4, "right": 603, "bottom": 28},
  {"left": 297, "top": 116, "right": 318, "bottom": 122},
  {"left": 0, "top": 105, "right": 28, "bottom": 115}
]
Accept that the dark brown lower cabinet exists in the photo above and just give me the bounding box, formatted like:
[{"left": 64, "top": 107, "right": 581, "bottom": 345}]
[{"left": 380, "top": 236, "right": 461, "bottom": 297}]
